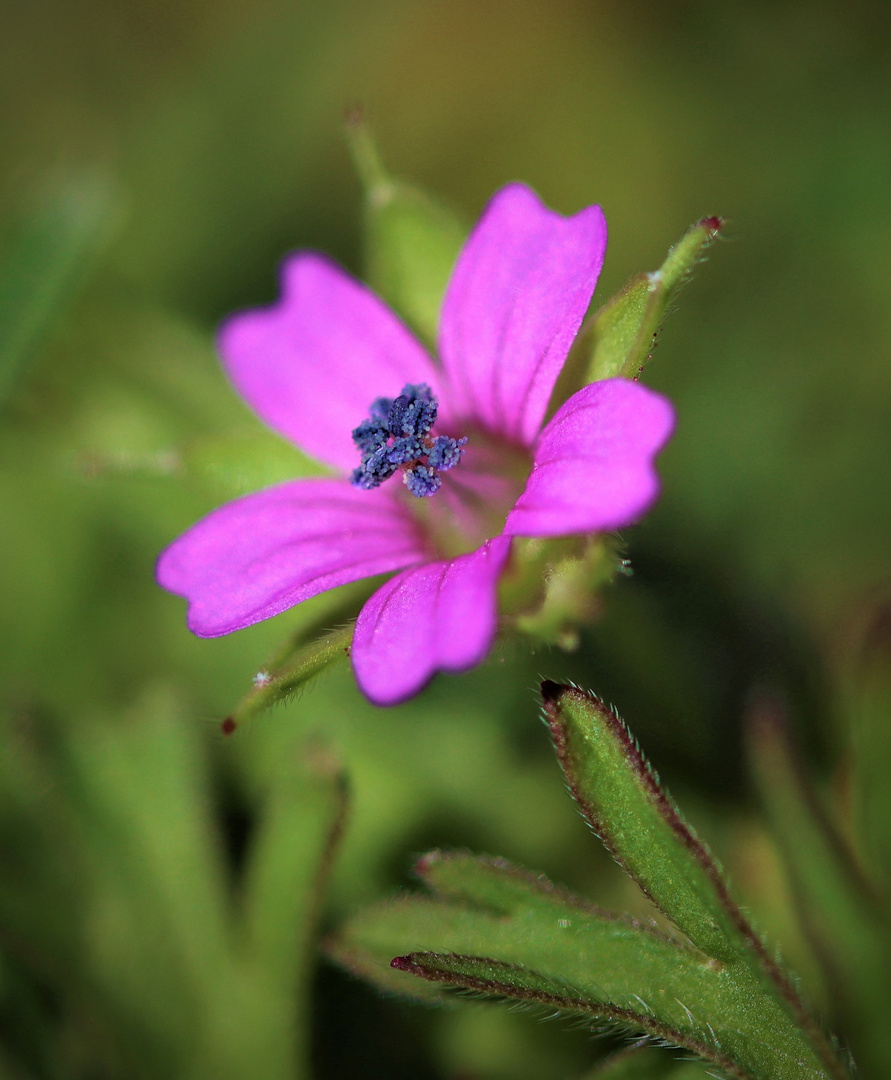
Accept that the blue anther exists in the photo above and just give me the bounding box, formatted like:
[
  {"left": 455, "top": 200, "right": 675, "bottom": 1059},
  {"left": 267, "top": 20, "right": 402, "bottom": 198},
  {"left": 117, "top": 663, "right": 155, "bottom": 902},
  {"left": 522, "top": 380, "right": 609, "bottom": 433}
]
[
  {"left": 352, "top": 445, "right": 397, "bottom": 489},
  {"left": 387, "top": 384, "right": 437, "bottom": 437},
  {"left": 351, "top": 418, "right": 389, "bottom": 455},
  {"left": 351, "top": 465, "right": 377, "bottom": 489},
  {"left": 351, "top": 383, "right": 465, "bottom": 497},
  {"left": 427, "top": 435, "right": 467, "bottom": 472},
  {"left": 404, "top": 465, "right": 441, "bottom": 497},
  {"left": 387, "top": 436, "right": 425, "bottom": 465},
  {"left": 387, "top": 397, "right": 411, "bottom": 436},
  {"left": 421, "top": 400, "right": 438, "bottom": 433}
]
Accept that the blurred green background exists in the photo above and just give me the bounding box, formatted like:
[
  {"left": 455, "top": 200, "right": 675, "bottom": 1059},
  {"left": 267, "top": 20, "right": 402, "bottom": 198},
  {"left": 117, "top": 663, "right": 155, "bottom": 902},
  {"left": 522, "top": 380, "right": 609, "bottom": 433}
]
[{"left": 2, "top": 1, "right": 890, "bottom": 1077}]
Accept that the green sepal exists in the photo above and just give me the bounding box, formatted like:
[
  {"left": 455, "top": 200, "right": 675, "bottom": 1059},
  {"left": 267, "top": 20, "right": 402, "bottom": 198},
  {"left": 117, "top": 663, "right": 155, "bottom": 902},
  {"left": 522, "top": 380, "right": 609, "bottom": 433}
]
[
  {"left": 570, "top": 216, "right": 723, "bottom": 388},
  {"left": 346, "top": 116, "right": 467, "bottom": 347},
  {"left": 226, "top": 623, "right": 354, "bottom": 732},
  {"left": 540, "top": 680, "right": 745, "bottom": 961},
  {"left": 504, "top": 535, "right": 625, "bottom": 648}
]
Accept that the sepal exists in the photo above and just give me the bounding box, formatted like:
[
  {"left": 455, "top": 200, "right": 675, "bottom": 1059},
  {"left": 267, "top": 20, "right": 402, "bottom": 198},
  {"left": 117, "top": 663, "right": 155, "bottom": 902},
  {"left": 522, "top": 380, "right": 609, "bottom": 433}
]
[
  {"left": 499, "top": 535, "right": 626, "bottom": 650},
  {"left": 561, "top": 216, "right": 723, "bottom": 393},
  {"left": 346, "top": 115, "right": 467, "bottom": 347},
  {"left": 224, "top": 623, "right": 354, "bottom": 733}
]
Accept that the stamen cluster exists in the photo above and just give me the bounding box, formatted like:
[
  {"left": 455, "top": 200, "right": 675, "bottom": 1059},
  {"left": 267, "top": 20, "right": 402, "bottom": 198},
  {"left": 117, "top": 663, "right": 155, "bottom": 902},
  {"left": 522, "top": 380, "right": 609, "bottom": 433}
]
[{"left": 351, "top": 383, "right": 467, "bottom": 497}]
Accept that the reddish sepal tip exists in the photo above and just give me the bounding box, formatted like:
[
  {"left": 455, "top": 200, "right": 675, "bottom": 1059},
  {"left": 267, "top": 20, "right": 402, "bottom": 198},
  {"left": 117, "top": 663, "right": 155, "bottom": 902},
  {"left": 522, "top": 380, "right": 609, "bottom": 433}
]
[
  {"left": 388, "top": 955, "right": 429, "bottom": 978},
  {"left": 540, "top": 679, "right": 565, "bottom": 704},
  {"left": 220, "top": 717, "right": 237, "bottom": 736}
]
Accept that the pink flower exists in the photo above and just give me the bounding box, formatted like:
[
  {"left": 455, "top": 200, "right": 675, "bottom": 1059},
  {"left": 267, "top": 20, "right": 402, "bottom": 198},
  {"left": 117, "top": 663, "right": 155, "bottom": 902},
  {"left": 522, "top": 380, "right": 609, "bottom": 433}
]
[{"left": 157, "top": 184, "right": 674, "bottom": 706}]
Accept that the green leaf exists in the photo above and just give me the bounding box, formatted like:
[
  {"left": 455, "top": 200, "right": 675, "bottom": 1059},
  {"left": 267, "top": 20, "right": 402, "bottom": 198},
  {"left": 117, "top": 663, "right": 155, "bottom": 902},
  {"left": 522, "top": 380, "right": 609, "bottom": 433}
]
[
  {"left": 240, "top": 741, "right": 348, "bottom": 1074},
  {"left": 583, "top": 1044, "right": 714, "bottom": 1078},
  {"left": 416, "top": 847, "right": 617, "bottom": 916},
  {"left": 577, "top": 216, "right": 723, "bottom": 385},
  {"left": 242, "top": 741, "right": 348, "bottom": 982},
  {"left": 540, "top": 680, "right": 745, "bottom": 962},
  {"left": 747, "top": 695, "right": 891, "bottom": 1078},
  {"left": 0, "top": 690, "right": 335, "bottom": 1080},
  {"left": 540, "top": 682, "right": 848, "bottom": 1080},
  {"left": 346, "top": 115, "right": 467, "bottom": 347},
  {"left": 0, "top": 173, "right": 115, "bottom": 408},
  {"left": 330, "top": 856, "right": 834, "bottom": 1080},
  {"left": 331, "top": 880, "right": 710, "bottom": 1018},
  {"left": 844, "top": 597, "right": 891, "bottom": 889}
]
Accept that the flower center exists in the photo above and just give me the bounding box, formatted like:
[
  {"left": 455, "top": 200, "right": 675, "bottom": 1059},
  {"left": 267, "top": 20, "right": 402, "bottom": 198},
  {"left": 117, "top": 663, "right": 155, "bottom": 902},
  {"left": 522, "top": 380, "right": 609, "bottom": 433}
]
[{"left": 351, "top": 383, "right": 467, "bottom": 498}]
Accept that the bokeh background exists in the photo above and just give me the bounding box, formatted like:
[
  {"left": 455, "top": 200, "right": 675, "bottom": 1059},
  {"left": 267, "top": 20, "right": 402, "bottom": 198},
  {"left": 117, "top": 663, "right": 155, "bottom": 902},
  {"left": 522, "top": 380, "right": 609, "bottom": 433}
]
[{"left": 2, "top": 2, "right": 890, "bottom": 1077}]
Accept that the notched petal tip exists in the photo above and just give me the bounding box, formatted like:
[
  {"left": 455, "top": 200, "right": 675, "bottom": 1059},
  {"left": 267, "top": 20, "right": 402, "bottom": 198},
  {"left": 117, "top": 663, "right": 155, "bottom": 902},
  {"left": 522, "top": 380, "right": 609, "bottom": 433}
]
[
  {"left": 218, "top": 253, "right": 443, "bottom": 473},
  {"left": 439, "top": 183, "right": 608, "bottom": 447}
]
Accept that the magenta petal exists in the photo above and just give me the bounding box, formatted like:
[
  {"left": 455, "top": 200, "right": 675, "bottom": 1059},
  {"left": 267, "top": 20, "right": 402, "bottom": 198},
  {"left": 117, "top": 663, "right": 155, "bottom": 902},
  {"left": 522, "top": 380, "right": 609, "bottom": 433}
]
[
  {"left": 351, "top": 536, "right": 512, "bottom": 706},
  {"left": 219, "top": 254, "right": 445, "bottom": 472},
  {"left": 503, "top": 379, "right": 675, "bottom": 537},
  {"left": 438, "top": 184, "right": 607, "bottom": 447},
  {"left": 156, "top": 479, "right": 428, "bottom": 636}
]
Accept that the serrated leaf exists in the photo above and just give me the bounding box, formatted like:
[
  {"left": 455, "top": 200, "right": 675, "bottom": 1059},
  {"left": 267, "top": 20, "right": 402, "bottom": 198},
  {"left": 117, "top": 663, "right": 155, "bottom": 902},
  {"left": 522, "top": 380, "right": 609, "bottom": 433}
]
[
  {"left": 540, "top": 682, "right": 848, "bottom": 1080},
  {"left": 331, "top": 871, "right": 832, "bottom": 1080},
  {"left": 346, "top": 117, "right": 466, "bottom": 347},
  {"left": 330, "top": 888, "right": 711, "bottom": 1015},
  {"left": 415, "top": 848, "right": 616, "bottom": 918}
]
